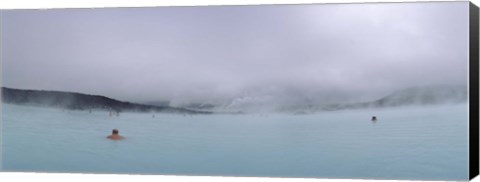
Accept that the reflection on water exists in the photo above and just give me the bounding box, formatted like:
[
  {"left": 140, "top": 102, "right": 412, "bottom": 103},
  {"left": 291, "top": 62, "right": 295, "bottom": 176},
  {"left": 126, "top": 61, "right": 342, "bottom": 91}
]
[{"left": 1, "top": 103, "right": 468, "bottom": 180}]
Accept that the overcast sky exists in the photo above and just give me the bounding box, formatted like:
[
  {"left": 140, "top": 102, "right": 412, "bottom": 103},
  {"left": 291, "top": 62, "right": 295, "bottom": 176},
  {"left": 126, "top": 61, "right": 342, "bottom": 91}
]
[{"left": 1, "top": 2, "right": 469, "bottom": 105}]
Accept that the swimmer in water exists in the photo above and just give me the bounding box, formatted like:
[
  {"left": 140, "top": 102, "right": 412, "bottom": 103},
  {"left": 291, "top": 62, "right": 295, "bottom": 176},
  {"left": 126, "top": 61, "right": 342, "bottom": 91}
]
[{"left": 107, "top": 129, "right": 125, "bottom": 140}]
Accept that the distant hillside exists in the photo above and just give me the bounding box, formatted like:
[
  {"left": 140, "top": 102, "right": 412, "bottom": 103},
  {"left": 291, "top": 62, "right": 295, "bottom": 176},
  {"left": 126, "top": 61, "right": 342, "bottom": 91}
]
[
  {"left": 175, "top": 85, "right": 469, "bottom": 114},
  {"left": 156, "top": 85, "right": 468, "bottom": 114},
  {"left": 324, "top": 85, "right": 468, "bottom": 111},
  {"left": 180, "top": 85, "right": 468, "bottom": 114},
  {"left": 14, "top": 85, "right": 465, "bottom": 115},
  {"left": 144, "top": 101, "right": 170, "bottom": 107},
  {"left": 1, "top": 87, "right": 210, "bottom": 114},
  {"left": 369, "top": 85, "right": 467, "bottom": 107}
]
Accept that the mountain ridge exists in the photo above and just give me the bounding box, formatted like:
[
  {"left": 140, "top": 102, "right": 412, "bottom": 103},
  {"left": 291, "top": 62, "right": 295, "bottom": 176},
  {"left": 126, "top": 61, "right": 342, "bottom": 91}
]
[
  {"left": 319, "top": 85, "right": 468, "bottom": 112},
  {"left": 1, "top": 87, "right": 210, "bottom": 114},
  {"left": 176, "top": 85, "right": 468, "bottom": 113},
  {"left": 2, "top": 85, "right": 467, "bottom": 114}
]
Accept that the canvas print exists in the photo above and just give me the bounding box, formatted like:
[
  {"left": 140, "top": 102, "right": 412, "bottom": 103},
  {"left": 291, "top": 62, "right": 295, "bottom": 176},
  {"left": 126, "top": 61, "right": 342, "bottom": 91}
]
[{"left": 0, "top": 2, "right": 473, "bottom": 181}]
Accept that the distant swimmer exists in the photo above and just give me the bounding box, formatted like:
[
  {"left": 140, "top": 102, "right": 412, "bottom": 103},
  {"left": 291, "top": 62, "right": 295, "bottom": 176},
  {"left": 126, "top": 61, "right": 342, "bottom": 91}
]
[
  {"left": 371, "top": 116, "right": 377, "bottom": 122},
  {"left": 107, "top": 129, "right": 125, "bottom": 140}
]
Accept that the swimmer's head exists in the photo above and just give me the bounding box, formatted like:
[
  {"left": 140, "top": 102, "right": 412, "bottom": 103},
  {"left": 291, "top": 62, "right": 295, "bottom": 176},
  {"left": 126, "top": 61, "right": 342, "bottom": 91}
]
[{"left": 112, "top": 129, "right": 119, "bottom": 135}]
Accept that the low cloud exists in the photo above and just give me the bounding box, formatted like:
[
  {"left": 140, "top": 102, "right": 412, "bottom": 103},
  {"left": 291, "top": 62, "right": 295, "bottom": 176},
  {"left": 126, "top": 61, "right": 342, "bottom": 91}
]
[{"left": 2, "top": 2, "right": 469, "bottom": 106}]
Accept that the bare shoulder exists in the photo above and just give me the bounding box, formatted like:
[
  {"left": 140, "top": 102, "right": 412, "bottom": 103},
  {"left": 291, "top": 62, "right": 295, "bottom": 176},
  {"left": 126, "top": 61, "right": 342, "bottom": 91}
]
[{"left": 107, "top": 135, "right": 125, "bottom": 140}]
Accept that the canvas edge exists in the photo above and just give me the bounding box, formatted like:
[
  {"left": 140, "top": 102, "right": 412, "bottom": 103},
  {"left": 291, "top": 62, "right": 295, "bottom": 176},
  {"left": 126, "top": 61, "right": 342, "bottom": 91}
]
[{"left": 470, "top": 1, "right": 480, "bottom": 181}]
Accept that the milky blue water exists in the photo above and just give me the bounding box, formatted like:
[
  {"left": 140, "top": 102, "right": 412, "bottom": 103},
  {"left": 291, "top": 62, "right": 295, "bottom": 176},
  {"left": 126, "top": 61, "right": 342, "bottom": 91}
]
[{"left": 1, "top": 103, "right": 469, "bottom": 181}]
